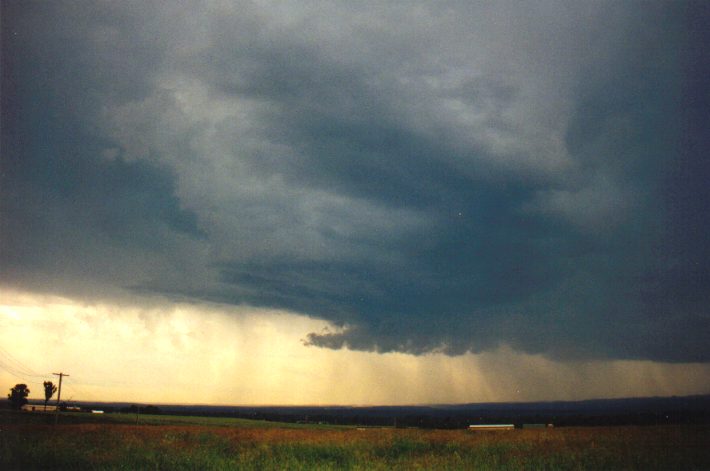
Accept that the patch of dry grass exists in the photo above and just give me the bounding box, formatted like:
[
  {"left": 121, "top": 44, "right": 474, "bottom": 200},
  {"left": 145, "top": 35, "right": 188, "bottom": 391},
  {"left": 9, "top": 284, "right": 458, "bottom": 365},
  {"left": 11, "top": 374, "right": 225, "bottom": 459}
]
[{"left": 2, "top": 415, "right": 709, "bottom": 470}]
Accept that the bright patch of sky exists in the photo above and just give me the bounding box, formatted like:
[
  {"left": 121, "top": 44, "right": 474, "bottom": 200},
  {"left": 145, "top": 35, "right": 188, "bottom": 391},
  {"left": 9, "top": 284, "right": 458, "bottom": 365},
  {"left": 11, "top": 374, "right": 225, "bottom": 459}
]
[{"left": 2, "top": 1, "right": 709, "bottom": 403}]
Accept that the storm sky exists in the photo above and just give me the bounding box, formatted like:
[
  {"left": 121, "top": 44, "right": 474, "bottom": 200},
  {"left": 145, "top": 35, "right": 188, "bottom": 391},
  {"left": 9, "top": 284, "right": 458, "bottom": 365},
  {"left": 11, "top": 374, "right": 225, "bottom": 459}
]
[{"left": 2, "top": 1, "right": 710, "bottom": 403}]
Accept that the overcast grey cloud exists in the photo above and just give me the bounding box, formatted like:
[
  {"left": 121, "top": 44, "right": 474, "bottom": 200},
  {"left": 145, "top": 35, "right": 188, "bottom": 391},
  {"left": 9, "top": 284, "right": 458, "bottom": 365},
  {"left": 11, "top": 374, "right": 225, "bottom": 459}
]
[{"left": 2, "top": 0, "right": 709, "bottom": 362}]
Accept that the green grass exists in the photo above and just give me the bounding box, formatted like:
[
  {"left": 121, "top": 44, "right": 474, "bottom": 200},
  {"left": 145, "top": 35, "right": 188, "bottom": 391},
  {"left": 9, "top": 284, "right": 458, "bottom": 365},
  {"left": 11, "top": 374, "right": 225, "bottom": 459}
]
[
  {"left": 91, "top": 411, "right": 344, "bottom": 429},
  {"left": 2, "top": 410, "right": 709, "bottom": 470},
  {"left": 0, "top": 409, "right": 340, "bottom": 429}
]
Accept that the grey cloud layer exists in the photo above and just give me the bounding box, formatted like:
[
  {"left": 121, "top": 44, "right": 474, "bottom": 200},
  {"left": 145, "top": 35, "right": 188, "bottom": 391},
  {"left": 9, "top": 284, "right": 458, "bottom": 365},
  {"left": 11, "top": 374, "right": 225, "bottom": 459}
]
[{"left": 2, "top": 0, "right": 709, "bottom": 362}]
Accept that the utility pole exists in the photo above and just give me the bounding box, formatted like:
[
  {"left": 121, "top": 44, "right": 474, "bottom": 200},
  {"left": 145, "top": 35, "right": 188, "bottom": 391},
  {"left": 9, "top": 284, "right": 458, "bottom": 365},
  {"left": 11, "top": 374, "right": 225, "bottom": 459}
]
[{"left": 53, "top": 372, "right": 69, "bottom": 424}]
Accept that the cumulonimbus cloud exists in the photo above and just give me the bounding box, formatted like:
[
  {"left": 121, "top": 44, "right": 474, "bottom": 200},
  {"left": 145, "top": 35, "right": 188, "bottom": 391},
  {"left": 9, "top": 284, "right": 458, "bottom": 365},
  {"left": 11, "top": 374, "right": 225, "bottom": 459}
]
[{"left": 2, "top": 0, "right": 708, "bottom": 363}]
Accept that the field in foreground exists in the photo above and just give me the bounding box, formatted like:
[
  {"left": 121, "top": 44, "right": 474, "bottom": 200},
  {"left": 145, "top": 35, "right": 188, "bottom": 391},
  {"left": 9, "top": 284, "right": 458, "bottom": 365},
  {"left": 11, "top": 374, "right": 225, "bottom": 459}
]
[{"left": 2, "top": 412, "right": 709, "bottom": 470}]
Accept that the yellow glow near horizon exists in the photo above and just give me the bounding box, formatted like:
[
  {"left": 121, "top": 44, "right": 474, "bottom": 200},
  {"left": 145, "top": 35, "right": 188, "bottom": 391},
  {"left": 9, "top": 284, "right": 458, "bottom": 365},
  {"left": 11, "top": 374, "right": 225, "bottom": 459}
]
[{"left": 1, "top": 287, "right": 709, "bottom": 406}]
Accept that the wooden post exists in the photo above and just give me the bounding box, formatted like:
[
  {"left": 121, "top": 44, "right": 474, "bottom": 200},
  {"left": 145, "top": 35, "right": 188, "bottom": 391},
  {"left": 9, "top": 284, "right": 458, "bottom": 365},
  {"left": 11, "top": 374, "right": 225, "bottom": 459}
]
[{"left": 52, "top": 372, "right": 69, "bottom": 425}]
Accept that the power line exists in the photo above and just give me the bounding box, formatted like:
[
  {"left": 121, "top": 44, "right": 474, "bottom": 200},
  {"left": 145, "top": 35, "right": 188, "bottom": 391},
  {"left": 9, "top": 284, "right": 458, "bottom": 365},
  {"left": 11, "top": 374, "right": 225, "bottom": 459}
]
[
  {"left": 62, "top": 377, "right": 99, "bottom": 402},
  {"left": 68, "top": 376, "right": 137, "bottom": 388},
  {"left": 0, "top": 359, "right": 36, "bottom": 379},
  {"left": 0, "top": 361, "right": 48, "bottom": 388},
  {"left": 0, "top": 345, "right": 39, "bottom": 373},
  {"left": 0, "top": 345, "right": 48, "bottom": 378}
]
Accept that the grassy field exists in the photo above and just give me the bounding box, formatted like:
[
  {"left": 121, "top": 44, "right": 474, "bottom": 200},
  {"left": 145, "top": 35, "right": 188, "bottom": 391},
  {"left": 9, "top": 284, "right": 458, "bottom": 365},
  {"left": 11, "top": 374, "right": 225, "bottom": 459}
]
[{"left": 2, "top": 411, "right": 709, "bottom": 470}]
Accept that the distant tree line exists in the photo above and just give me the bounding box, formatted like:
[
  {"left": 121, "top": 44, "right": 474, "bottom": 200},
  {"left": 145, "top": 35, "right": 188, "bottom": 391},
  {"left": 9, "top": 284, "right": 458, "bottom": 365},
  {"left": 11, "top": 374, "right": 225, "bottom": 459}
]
[{"left": 120, "top": 404, "right": 162, "bottom": 415}]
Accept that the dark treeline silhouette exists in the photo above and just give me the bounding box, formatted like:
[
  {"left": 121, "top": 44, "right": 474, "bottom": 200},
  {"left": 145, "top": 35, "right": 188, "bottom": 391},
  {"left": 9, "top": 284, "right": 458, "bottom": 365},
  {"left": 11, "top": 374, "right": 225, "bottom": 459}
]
[
  {"left": 43, "top": 394, "right": 710, "bottom": 428},
  {"left": 120, "top": 405, "right": 162, "bottom": 415},
  {"left": 7, "top": 384, "right": 30, "bottom": 410},
  {"left": 12, "top": 394, "right": 709, "bottom": 428},
  {"left": 43, "top": 381, "right": 57, "bottom": 411}
]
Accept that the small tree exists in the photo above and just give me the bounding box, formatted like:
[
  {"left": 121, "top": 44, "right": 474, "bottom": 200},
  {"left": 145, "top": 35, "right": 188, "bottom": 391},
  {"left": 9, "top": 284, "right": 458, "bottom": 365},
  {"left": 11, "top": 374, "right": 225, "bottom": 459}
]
[
  {"left": 8, "top": 384, "right": 30, "bottom": 410},
  {"left": 43, "top": 381, "right": 57, "bottom": 411}
]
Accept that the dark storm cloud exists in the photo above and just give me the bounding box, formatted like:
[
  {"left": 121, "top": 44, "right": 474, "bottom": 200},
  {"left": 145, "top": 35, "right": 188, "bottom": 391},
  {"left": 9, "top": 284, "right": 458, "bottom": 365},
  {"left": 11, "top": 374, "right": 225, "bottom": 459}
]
[
  {"left": 2, "top": 0, "right": 709, "bottom": 362},
  {"left": 1, "top": 0, "right": 207, "bottom": 297}
]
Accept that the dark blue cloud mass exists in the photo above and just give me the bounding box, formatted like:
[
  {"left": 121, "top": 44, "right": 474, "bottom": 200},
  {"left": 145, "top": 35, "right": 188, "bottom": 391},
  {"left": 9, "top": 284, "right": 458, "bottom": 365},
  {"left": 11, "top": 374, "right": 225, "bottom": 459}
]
[{"left": 2, "top": 0, "right": 709, "bottom": 362}]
